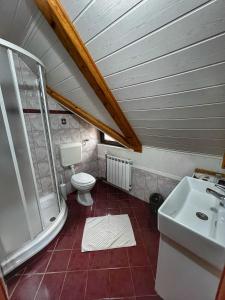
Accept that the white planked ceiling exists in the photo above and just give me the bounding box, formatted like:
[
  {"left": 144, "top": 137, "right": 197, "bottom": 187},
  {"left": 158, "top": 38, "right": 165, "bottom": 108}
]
[
  {"left": 0, "top": 0, "right": 121, "bottom": 133},
  {"left": 0, "top": 0, "right": 225, "bottom": 155},
  {"left": 61, "top": 0, "right": 225, "bottom": 156}
]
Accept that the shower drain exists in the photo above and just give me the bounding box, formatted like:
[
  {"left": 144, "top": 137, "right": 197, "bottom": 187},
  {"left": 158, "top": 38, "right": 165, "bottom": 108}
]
[
  {"left": 50, "top": 217, "right": 56, "bottom": 222},
  {"left": 196, "top": 212, "right": 208, "bottom": 220}
]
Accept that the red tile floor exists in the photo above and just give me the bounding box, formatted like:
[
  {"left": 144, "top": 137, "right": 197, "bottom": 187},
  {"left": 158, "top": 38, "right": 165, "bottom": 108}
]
[{"left": 6, "top": 180, "right": 162, "bottom": 300}]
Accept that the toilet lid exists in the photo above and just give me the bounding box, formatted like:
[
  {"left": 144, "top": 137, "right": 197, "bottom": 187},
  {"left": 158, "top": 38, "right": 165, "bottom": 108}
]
[{"left": 71, "top": 172, "right": 95, "bottom": 185}]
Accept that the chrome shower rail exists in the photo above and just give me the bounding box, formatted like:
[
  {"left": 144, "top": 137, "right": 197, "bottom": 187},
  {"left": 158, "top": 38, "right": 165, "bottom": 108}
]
[{"left": 0, "top": 37, "right": 45, "bottom": 67}]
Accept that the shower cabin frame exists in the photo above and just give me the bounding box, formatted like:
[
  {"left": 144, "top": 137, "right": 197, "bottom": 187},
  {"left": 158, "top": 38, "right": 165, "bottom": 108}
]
[{"left": 0, "top": 38, "right": 67, "bottom": 275}]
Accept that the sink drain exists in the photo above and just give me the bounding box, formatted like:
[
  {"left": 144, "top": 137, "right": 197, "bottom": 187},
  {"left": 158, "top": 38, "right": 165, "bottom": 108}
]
[
  {"left": 50, "top": 217, "right": 56, "bottom": 222},
  {"left": 196, "top": 212, "right": 208, "bottom": 220}
]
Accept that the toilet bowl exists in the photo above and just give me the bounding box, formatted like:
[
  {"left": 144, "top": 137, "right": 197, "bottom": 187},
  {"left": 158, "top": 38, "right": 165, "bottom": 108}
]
[
  {"left": 71, "top": 172, "right": 96, "bottom": 206},
  {"left": 59, "top": 143, "right": 96, "bottom": 206}
]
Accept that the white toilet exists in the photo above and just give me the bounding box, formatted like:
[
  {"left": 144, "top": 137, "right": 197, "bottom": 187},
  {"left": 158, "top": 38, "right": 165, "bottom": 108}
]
[{"left": 59, "top": 143, "right": 96, "bottom": 206}]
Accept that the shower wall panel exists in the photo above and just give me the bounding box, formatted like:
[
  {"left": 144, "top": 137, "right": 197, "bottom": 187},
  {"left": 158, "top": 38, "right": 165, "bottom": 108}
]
[
  {"left": 15, "top": 57, "right": 55, "bottom": 197},
  {"left": 0, "top": 92, "right": 30, "bottom": 260},
  {"left": 0, "top": 46, "right": 43, "bottom": 261}
]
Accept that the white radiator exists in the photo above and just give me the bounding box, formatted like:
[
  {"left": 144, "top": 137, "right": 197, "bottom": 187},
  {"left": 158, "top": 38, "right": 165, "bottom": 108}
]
[{"left": 106, "top": 154, "right": 132, "bottom": 191}]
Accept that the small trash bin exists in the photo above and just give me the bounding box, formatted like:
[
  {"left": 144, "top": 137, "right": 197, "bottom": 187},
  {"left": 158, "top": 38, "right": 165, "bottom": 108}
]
[{"left": 149, "top": 193, "right": 164, "bottom": 215}]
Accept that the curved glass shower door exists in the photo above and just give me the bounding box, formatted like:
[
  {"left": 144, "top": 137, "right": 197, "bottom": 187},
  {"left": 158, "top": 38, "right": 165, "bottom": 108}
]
[
  {"left": 0, "top": 39, "right": 67, "bottom": 275},
  {"left": 14, "top": 52, "right": 61, "bottom": 228}
]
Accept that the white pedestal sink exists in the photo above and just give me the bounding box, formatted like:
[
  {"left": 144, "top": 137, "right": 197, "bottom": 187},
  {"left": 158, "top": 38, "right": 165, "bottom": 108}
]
[{"left": 155, "top": 176, "right": 225, "bottom": 300}]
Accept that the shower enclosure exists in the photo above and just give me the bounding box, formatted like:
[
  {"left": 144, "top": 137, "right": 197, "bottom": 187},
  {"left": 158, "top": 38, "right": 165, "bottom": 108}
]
[{"left": 0, "top": 38, "right": 67, "bottom": 275}]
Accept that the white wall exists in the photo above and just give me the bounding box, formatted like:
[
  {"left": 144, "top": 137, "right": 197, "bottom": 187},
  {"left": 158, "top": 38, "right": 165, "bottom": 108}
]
[{"left": 98, "top": 144, "right": 224, "bottom": 181}]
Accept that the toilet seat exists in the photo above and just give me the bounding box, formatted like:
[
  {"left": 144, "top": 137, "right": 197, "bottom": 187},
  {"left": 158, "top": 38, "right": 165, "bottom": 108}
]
[
  {"left": 71, "top": 172, "right": 95, "bottom": 186},
  {"left": 71, "top": 172, "right": 96, "bottom": 206}
]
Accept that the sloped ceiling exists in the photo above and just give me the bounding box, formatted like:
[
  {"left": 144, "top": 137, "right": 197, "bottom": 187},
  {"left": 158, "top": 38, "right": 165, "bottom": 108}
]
[
  {"left": 0, "top": 0, "right": 122, "bottom": 134},
  {"left": 60, "top": 0, "right": 225, "bottom": 156},
  {"left": 1, "top": 0, "right": 225, "bottom": 155}
]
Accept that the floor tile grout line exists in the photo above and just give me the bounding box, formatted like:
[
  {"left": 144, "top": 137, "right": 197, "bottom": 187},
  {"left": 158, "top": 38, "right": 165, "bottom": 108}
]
[
  {"left": 52, "top": 247, "right": 75, "bottom": 252},
  {"left": 10, "top": 180, "right": 160, "bottom": 299},
  {"left": 58, "top": 247, "right": 73, "bottom": 299},
  {"left": 33, "top": 237, "right": 58, "bottom": 300},
  {"left": 33, "top": 271, "right": 47, "bottom": 299},
  {"left": 132, "top": 266, "right": 158, "bottom": 297},
  {"left": 108, "top": 266, "right": 111, "bottom": 299},
  {"left": 10, "top": 264, "right": 155, "bottom": 275},
  {"left": 8, "top": 273, "right": 23, "bottom": 299},
  {"left": 130, "top": 205, "right": 159, "bottom": 296},
  {"left": 9, "top": 246, "right": 54, "bottom": 299},
  {"left": 9, "top": 236, "right": 57, "bottom": 296},
  {"left": 61, "top": 217, "right": 88, "bottom": 299},
  {"left": 126, "top": 247, "right": 136, "bottom": 298},
  {"left": 138, "top": 220, "right": 159, "bottom": 280},
  {"left": 84, "top": 268, "right": 89, "bottom": 300},
  {"left": 55, "top": 219, "right": 78, "bottom": 252},
  {"left": 106, "top": 250, "right": 111, "bottom": 297},
  {"left": 150, "top": 258, "right": 157, "bottom": 280}
]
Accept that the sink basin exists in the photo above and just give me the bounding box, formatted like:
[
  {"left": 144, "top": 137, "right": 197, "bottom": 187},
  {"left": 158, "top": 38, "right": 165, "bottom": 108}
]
[{"left": 158, "top": 176, "right": 225, "bottom": 270}]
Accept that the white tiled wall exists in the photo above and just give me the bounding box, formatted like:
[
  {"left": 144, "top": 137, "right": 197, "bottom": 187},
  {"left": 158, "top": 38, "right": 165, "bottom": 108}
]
[
  {"left": 98, "top": 157, "right": 178, "bottom": 203},
  {"left": 97, "top": 142, "right": 223, "bottom": 203},
  {"left": 16, "top": 56, "right": 99, "bottom": 197},
  {"left": 49, "top": 105, "right": 99, "bottom": 194},
  {"left": 24, "top": 98, "right": 99, "bottom": 196}
]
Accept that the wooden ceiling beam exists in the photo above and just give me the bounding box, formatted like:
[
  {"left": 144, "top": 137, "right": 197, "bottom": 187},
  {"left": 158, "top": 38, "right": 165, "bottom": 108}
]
[
  {"left": 222, "top": 153, "right": 225, "bottom": 169},
  {"left": 216, "top": 266, "right": 225, "bottom": 300},
  {"left": 47, "top": 86, "right": 131, "bottom": 148},
  {"left": 35, "top": 0, "right": 142, "bottom": 152}
]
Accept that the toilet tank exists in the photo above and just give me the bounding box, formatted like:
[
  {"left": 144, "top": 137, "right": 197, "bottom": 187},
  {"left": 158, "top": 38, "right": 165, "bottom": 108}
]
[{"left": 59, "top": 143, "right": 82, "bottom": 167}]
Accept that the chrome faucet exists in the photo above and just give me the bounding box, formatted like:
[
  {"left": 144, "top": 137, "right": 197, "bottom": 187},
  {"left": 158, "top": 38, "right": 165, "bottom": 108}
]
[
  {"left": 215, "top": 184, "right": 225, "bottom": 193},
  {"left": 206, "top": 185, "right": 225, "bottom": 207}
]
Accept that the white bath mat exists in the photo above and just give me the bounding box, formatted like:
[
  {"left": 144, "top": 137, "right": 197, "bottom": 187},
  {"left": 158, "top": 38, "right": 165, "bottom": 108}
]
[{"left": 81, "top": 214, "right": 136, "bottom": 252}]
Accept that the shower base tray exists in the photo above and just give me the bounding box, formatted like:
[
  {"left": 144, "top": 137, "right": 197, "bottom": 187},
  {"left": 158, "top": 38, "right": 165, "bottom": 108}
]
[{"left": 1, "top": 198, "right": 67, "bottom": 275}]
